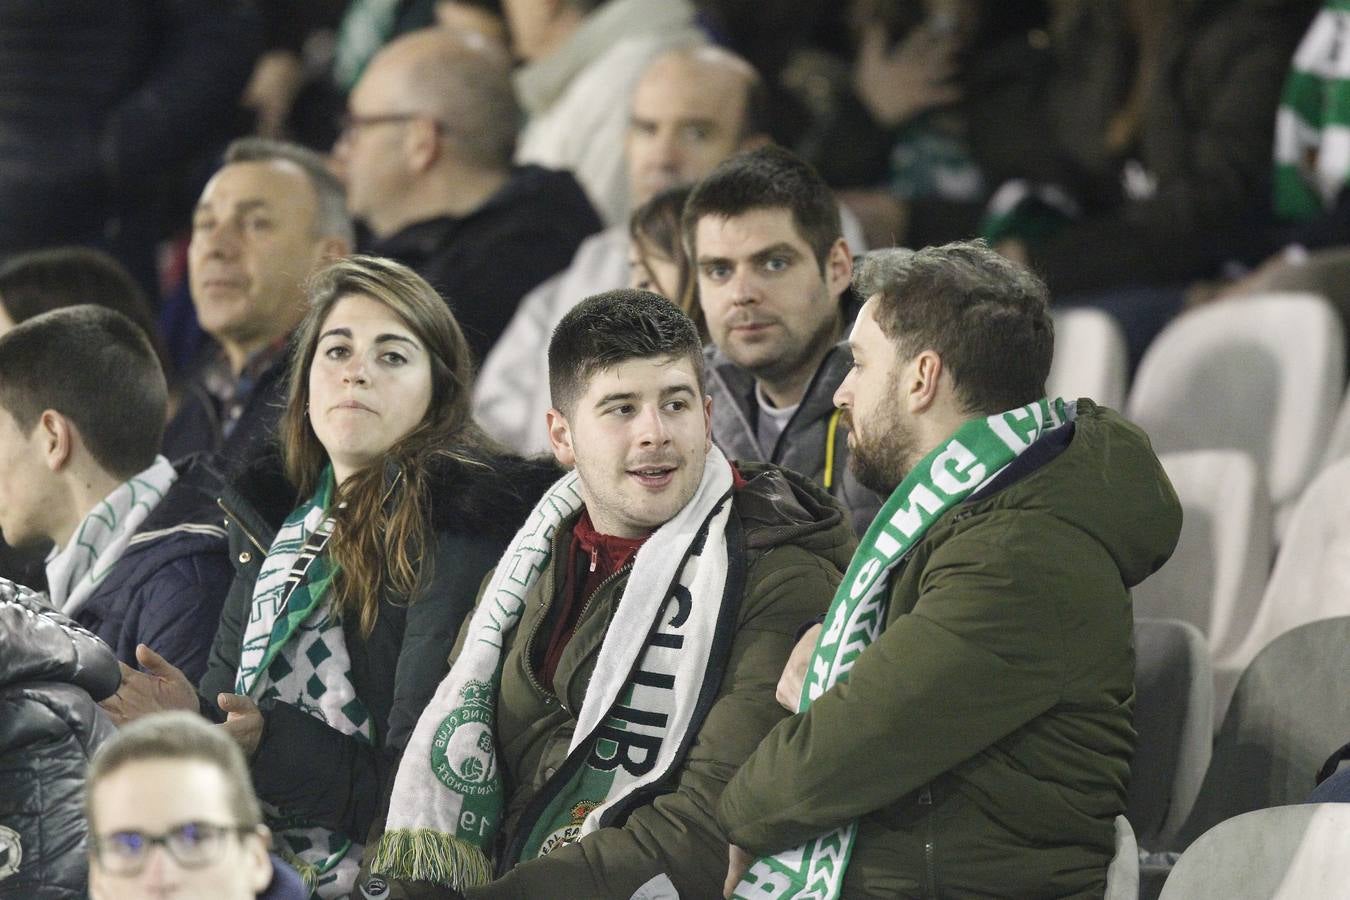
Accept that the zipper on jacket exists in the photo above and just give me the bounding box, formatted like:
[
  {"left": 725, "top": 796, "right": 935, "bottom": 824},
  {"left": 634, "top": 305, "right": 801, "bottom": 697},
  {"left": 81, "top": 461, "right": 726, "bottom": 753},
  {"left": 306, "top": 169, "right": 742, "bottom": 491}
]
[
  {"left": 216, "top": 497, "right": 266, "bottom": 556},
  {"left": 920, "top": 784, "right": 939, "bottom": 900},
  {"left": 521, "top": 559, "right": 634, "bottom": 713}
]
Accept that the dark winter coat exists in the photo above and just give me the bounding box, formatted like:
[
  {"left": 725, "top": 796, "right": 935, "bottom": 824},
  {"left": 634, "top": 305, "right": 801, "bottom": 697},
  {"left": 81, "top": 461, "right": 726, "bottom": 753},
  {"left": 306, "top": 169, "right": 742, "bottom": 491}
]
[
  {"left": 1020, "top": 0, "right": 1319, "bottom": 293},
  {"left": 719, "top": 401, "right": 1182, "bottom": 898},
  {"left": 0, "top": 584, "right": 119, "bottom": 900},
  {"left": 706, "top": 339, "right": 885, "bottom": 539},
  {"left": 200, "top": 445, "right": 559, "bottom": 842},
  {"left": 369, "top": 164, "right": 603, "bottom": 362},
  {"left": 161, "top": 346, "right": 291, "bottom": 472},
  {"left": 74, "top": 454, "right": 233, "bottom": 684}
]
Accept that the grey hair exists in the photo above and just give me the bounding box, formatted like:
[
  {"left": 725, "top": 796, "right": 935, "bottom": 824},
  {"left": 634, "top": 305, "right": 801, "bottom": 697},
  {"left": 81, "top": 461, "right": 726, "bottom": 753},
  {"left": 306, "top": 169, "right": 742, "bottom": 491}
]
[{"left": 224, "top": 137, "right": 355, "bottom": 246}]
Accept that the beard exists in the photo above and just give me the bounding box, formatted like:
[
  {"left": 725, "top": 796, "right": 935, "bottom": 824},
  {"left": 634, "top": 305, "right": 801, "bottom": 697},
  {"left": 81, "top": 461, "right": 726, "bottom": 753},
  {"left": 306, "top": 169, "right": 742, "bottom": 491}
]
[{"left": 845, "top": 404, "right": 917, "bottom": 496}]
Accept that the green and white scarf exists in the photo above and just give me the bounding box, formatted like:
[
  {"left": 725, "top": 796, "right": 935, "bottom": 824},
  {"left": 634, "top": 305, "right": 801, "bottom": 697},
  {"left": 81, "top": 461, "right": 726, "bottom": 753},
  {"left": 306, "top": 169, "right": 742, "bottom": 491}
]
[
  {"left": 236, "top": 470, "right": 374, "bottom": 898},
  {"left": 1275, "top": 1, "right": 1350, "bottom": 221},
  {"left": 48, "top": 455, "right": 177, "bottom": 617},
  {"left": 369, "top": 446, "right": 738, "bottom": 892},
  {"left": 731, "top": 398, "right": 1072, "bottom": 900}
]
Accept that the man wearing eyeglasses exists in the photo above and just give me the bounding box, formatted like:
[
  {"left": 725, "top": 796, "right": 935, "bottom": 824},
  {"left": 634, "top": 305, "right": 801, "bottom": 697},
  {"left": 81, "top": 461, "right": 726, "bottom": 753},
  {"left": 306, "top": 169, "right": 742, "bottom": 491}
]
[
  {"left": 86, "top": 711, "right": 307, "bottom": 900},
  {"left": 331, "top": 27, "right": 602, "bottom": 362}
]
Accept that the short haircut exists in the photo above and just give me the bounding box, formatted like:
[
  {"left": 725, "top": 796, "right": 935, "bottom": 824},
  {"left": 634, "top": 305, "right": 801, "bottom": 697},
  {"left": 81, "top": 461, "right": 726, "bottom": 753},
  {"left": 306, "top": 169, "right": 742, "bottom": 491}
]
[
  {"left": 549, "top": 289, "right": 704, "bottom": 414},
  {"left": 644, "top": 44, "right": 769, "bottom": 143},
  {"left": 86, "top": 712, "right": 262, "bottom": 831},
  {"left": 0, "top": 305, "right": 166, "bottom": 479},
  {"left": 224, "top": 137, "right": 355, "bottom": 246},
  {"left": 394, "top": 29, "right": 520, "bottom": 170},
  {"left": 683, "top": 144, "right": 842, "bottom": 272},
  {"left": 855, "top": 241, "right": 1054, "bottom": 415},
  {"left": 0, "top": 246, "right": 169, "bottom": 371}
]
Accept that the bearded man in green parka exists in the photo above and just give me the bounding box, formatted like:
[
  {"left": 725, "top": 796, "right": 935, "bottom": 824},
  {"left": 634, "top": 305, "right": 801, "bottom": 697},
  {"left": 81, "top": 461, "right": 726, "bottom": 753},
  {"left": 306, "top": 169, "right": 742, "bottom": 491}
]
[{"left": 720, "top": 242, "right": 1182, "bottom": 899}]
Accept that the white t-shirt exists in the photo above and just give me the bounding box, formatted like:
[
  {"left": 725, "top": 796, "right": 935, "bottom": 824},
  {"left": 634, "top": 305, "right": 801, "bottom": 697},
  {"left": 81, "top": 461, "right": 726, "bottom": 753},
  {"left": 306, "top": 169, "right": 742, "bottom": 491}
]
[{"left": 755, "top": 382, "right": 800, "bottom": 459}]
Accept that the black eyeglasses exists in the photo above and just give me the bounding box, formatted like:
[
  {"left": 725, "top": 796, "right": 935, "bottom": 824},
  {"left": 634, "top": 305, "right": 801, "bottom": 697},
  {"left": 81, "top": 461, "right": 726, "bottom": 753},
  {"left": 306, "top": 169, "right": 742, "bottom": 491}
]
[
  {"left": 92, "top": 821, "right": 258, "bottom": 874},
  {"left": 336, "top": 112, "right": 451, "bottom": 139}
]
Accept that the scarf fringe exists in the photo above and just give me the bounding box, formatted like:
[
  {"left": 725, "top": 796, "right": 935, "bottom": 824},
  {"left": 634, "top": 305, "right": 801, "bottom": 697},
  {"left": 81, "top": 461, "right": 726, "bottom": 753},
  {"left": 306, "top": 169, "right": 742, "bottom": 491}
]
[{"left": 368, "top": 828, "right": 494, "bottom": 889}]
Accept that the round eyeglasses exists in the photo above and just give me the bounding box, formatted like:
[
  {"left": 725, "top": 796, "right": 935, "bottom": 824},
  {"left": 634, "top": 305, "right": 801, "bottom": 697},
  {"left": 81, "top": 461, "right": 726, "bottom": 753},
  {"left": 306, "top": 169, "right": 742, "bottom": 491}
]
[{"left": 92, "top": 821, "right": 258, "bottom": 874}]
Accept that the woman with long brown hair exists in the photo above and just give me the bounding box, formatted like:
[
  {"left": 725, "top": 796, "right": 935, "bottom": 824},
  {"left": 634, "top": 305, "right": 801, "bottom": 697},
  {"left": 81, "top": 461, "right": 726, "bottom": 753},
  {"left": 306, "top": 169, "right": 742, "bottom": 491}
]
[{"left": 105, "top": 255, "right": 556, "bottom": 897}]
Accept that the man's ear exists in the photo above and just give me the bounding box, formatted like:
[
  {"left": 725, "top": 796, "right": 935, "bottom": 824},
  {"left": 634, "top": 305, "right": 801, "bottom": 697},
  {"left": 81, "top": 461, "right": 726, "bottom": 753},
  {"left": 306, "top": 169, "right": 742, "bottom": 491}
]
[
  {"left": 906, "top": 350, "right": 943, "bottom": 415},
  {"left": 244, "top": 826, "right": 274, "bottom": 894},
  {"left": 35, "top": 410, "right": 74, "bottom": 473},
  {"left": 546, "top": 408, "right": 576, "bottom": 469},
  {"left": 703, "top": 393, "right": 713, "bottom": 451},
  {"left": 406, "top": 117, "right": 442, "bottom": 173},
  {"left": 825, "top": 237, "right": 852, "bottom": 300},
  {"left": 316, "top": 235, "right": 351, "bottom": 263}
]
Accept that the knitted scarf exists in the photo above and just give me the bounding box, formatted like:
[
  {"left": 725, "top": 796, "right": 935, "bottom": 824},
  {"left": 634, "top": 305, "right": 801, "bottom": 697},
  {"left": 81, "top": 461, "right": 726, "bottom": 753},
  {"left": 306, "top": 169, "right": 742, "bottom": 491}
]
[
  {"left": 731, "top": 398, "right": 1072, "bottom": 900},
  {"left": 48, "top": 455, "right": 177, "bottom": 616},
  {"left": 369, "top": 446, "right": 739, "bottom": 891},
  {"left": 236, "top": 469, "right": 373, "bottom": 898},
  {"left": 1275, "top": 1, "right": 1350, "bottom": 221}
]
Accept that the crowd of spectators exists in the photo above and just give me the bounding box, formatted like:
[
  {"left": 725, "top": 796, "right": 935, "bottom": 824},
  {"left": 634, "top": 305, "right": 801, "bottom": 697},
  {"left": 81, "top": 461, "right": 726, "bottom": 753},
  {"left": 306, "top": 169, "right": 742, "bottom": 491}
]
[{"left": 0, "top": 1, "right": 1344, "bottom": 898}]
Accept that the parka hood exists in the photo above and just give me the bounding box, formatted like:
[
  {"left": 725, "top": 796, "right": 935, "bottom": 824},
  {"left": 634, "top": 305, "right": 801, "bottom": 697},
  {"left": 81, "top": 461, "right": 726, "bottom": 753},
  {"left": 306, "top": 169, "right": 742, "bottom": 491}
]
[
  {"left": 963, "top": 399, "right": 1181, "bottom": 588},
  {"left": 735, "top": 460, "right": 858, "bottom": 577}
]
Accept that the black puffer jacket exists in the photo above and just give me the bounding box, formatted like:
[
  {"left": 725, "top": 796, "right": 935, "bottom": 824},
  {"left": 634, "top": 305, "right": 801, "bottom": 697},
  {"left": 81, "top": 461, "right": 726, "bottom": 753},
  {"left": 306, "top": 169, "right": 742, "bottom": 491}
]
[
  {"left": 201, "top": 444, "right": 560, "bottom": 841},
  {"left": 0, "top": 583, "right": 120, "bottom": 900}
]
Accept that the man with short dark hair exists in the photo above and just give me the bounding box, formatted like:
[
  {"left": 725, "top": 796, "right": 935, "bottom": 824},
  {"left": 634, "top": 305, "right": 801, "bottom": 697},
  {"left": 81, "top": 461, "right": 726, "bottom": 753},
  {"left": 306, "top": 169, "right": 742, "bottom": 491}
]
[
  {"left": 475, "top": 43, "right": 773, "bottom": 454},
  {"left": 163, "top": 137, "right": 352, "bottom": 465},
  {"left": 361, "top": 290, "right": 854, "bottom": 898},
  {"left": 86, "top": 711, "right": 307, "bottom": 900},
  {"left": 687, "top": 145, "right": 883, "bottom": 536},
  {"left": 0, "top": 306, "right": 234, "bottom": 683},
  {"left": 718, "top": 243, "right": 1182, "bottom": 899},
  {"left": 332, "top": 27, "right": 602, "bottom": 360}
]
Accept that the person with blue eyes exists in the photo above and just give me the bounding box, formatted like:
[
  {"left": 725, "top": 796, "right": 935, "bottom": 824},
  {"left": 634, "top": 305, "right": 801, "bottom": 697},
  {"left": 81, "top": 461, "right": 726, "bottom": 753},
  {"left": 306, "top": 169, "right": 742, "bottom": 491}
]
[
  {"left": 687, "top": 146, "right": 885, "bottom": 540},
  {"left": 103, "top": 256, "right": 556, "bottom": 898}
]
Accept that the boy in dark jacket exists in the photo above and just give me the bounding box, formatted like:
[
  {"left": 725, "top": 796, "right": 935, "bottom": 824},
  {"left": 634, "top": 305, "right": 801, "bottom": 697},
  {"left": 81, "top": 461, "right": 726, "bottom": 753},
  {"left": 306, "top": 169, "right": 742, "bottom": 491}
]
[{"left": 0, "top": 306, "right": 232, "bottom": 682}]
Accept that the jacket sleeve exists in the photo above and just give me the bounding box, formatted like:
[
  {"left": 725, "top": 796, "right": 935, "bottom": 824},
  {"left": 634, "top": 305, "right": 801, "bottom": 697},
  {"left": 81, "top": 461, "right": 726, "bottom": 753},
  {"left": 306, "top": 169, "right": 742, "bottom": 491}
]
[
  {"left": 197, "top": 553, "right": 256, "bottom": 721},
  {"left": 472, "top": 273, "right": 563, "bottom": 456},
  {"left": 98, "top": 1, "right": 261, "bottom": 190},
  {"left": 1028, "top": 13, "right": 1305, "bottom": 293},
  {"left": 717, "top": 515, "right": 1090, "bottom": 855},
  {"left": 131, "top": 547, "right": 234, "bottom": 686},
  {"left": 0, "top": 685, "right": 113, "bottom": 899},
  {"left": 469, "top": 546, "right": 841, "bottom": 900},
  {"left": 247, "top": 532, "right": 504, "bottom": 840}
]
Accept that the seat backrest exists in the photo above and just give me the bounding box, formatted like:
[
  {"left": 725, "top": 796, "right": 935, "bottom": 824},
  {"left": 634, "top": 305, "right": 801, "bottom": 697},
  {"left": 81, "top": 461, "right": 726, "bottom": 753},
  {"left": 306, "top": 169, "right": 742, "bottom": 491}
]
[
  {"left": 1048, "top": 308, "right": 1130, "bottom": 411},
  {"left": 1171, "top": 617, "right": 1350, "bottom": 850},
  {"left": 1133, "top": 451, "right": 1272, "bottom": 661},
  {"left": 1128, "top": 619, "right": 1213, "bottom": 849},
  {"left": 1215, "top": 456, "right": 1350, "bottom": 718},
  {"left": 1160, "top": 804, "right": 1350, "bottom": 899},
  {"left": 1125, "top": 293, "right": 1344, "bottom": 506},
  {"left": 1104, "top": 815, "right": 1139, "bottom": 900}
]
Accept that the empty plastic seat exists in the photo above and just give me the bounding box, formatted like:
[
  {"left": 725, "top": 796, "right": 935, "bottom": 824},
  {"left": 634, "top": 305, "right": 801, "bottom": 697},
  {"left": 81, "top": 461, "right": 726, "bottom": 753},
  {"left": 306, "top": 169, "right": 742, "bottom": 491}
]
[
  {"left": 1125, "top": 292, "right": 1344, "bottom": 509},
  {"left": 1128, "top": 619, "right": 1214, "bottom": 849},
  {"left": 1133, "top": 451, "right": 1272, "bottom": 665},
  {"left": 1048, "top": 308, "right": 1130, "bottom": 410},
  {"left": 1170, "top": 617, "right": 1350, "bottom": 851},
  {"left": 1160, "top": 804, "right": 1350, "bottom": 899}
]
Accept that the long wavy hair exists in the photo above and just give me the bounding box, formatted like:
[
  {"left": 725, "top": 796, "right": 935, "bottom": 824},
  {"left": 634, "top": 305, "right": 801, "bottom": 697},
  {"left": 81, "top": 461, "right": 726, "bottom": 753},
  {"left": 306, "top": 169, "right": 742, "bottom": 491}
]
[{"left": 279, "top": 255, "right": 497, "bottom": 636}]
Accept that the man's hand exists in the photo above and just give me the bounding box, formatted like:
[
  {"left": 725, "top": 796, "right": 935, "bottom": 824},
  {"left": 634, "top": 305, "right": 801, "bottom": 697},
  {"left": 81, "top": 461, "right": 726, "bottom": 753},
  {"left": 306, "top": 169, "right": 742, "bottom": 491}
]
[
  {"left": 218, "top": 693, "right": 265, "bottom": 757},
  {"left": 99, "top": 643, "right": 197, "bottom": 726},
  {"left": 854, "top": 21, "right": 963, "bottom": 128},
  {"left": 776, "top": 624, "right": 822, "bottom": 712},
  {"left": 723, "top": 844, "right": 754, "bottom": 898}
]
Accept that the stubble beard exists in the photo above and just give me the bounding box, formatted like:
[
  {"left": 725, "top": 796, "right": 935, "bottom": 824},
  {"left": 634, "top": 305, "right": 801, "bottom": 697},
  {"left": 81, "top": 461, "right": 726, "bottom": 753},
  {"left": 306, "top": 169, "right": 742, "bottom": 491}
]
[{"left": 846, "top": 404, "right": 917, "bottom": 497}]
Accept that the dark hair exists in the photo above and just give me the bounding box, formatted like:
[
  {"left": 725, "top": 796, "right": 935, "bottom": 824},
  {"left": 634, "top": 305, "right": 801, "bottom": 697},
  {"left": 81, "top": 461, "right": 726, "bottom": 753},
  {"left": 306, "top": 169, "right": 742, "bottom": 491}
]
[
  {"left": 224, "top": 137, "right": 354, "bottom": 246},
  {"left": 0, "top": 246, "right": 170, "bottom": 374},
  {"left": 0, "top": 305, "right": 166, "bottom": 479},
  {"left": 549, "top": 289, "right": 704, "bottom": 414},
  {"left": 856, "top": 241, "right": 1054, "bottom": 414},
  {"left": 629, "top": 184, "right": 704, "bottom": 340},
  {"left": 682, "top": 144, "right": 842, "bottom": 271},
  {"left": 280, "top": 255, "right": 497, "bottom": 637},
  {"left": 87, "top": 712, "right": 262, "bottom": 831}
]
